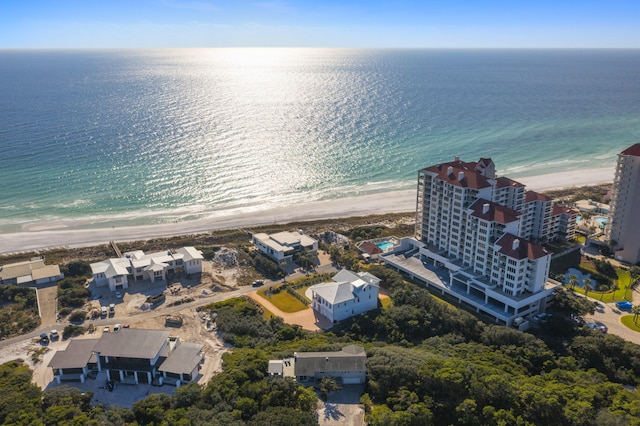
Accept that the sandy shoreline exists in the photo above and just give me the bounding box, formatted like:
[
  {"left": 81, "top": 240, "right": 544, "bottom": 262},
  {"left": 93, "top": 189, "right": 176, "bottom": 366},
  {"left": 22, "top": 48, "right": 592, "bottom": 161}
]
[{"left": 0, "top": 166, "right": 614, "bottom": 255}]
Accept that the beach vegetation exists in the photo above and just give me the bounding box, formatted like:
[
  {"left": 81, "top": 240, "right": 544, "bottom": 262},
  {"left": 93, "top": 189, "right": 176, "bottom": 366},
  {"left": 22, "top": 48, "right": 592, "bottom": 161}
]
[
  {"left": 62, "top": 324, "right": 85, "bottom": 339},
  {"left": 4, "top": 263, "right": 640, "bottom": 424},
  {"left": 248, "top": 251, "right": 283, "bottom": 281},
  {"left": 57, "top": 276, "right": 91, "bottom": 309},
  {"left": 0, "top": 285, "right": 40, "bottom": 339},
  {"left": 68, "top": 310, "right": 86, "bottom": 323},
  {"left": 60, "top": 260, "right": 92, "bottom": 278},
  {"left": 542, "top": 184, "right": 611, "bottom": 204}
]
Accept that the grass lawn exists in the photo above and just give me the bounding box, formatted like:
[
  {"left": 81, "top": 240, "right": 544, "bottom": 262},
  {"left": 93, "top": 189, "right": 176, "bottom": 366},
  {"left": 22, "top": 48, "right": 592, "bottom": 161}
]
[
  {"left": 571, "top": 286, "right": 630, "bottom": 303},
  {"left": 294, "top": 284, "right": 314, "bottom": 301},
  {"left": 257, "top": 287, "right": 308, "bottom": 313},
  {"left": 620, "top": 315, "right": 640, "bottom": 333}
]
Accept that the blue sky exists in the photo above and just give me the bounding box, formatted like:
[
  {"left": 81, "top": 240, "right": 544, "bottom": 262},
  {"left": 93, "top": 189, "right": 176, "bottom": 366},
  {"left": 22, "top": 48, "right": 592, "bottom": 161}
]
[{"left": 2, "top": 0, "right": 639, "bottom": 48}]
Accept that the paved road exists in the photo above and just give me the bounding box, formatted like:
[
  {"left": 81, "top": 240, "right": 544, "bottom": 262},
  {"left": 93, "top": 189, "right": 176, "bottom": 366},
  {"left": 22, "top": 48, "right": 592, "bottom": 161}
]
[
  {"left": 583, "top": 293, "right": 640, "bottom": 344},
  {"left": 0, "top": 278, "right": 282, "bottom": 351}
]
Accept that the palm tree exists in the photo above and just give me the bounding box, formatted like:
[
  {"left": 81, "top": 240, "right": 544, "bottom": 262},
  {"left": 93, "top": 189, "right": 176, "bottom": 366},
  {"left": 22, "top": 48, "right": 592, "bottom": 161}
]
[
  {"left": 568, "top": 274, "right": 579, "bottom": 291},
  {"left": 624, "top": 266, "right": 639, "bottom": 300},
  {"left": 583, "top": 278, "right": 592, "bottom": 299},
  {"left": 600, "top": 285, "right": 609, "bottom": 301},
  {"left": 610, "top": 283, "right": 619, "bottom": 302},
  {"left": 297, "top": 250, "right": 315, "bottom": 274},
  {"left": 632, "top": 305, "right": 640, "bottom": 325}
]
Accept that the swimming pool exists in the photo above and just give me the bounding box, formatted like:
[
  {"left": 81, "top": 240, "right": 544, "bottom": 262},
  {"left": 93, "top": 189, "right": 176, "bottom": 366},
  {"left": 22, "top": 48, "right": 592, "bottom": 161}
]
[
  {"left": 375, "top": 241, "right": 395, "bottom": 251},
  {"left": 576, "top": 216, "right": 583, "bottom": 224},
  {"left": 595, "top": 217, "right": 608, "bottom": 227}
]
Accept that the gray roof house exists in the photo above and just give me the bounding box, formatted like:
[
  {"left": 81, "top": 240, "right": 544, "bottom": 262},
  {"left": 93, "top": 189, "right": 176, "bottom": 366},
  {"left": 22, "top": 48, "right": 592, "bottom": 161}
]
[
  {"left": 49, "top": 329, "right": 204, "bottom": 387},
  {"left": 270, "top": 345, "right": 367, "bottom": 385},
  {"left": 0, "top": 257, "right": 64, "bottom": 286}
]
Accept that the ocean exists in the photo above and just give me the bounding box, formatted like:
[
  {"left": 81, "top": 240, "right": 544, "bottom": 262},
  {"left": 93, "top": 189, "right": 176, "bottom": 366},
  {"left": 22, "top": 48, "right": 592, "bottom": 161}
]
[{"left": 1, "top": 48, "right": 640, "bottom": 233}]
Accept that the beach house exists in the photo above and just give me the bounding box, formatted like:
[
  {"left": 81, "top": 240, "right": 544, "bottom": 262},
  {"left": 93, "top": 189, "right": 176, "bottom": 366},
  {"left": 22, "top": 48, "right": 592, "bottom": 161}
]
[
  {"left": 90, "top": 246, "right": 204, "bottom": 292},
  {"left": 381, "top": 156, "right": 569, "bottom": 326},
  {"left": 0, "top": 257, "right": 64, "bottom": 286},
  {"left": 269, "top": 345, "right": 367, "bottom": 385},
  {"left": 48, "top": 328, "right": 204, "bottom": 387},
  {"left": 309, "top": 270, "right": 380, "bottom": 323},
  {"left": 605, "top": 143, "right": 640, "bottom": 264},
  {"left": 252, "top": 231, "right": 318, "bottom": 265}
]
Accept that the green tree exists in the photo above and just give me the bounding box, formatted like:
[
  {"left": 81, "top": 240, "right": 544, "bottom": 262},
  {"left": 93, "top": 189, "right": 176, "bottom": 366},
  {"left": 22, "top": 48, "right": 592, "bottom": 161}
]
[
  {"left": 628, "top": 266, "right": 640, "bottom": 300},
  {"left": 319, "top": 377, "right": 341, "bottom": 401},
  {"left": 296, "top": 250, "right": 315, "bottom": 273},
  {"left": 131, "top": 393, "right": 172, "bottom": 425},
  {"left": 583, "top": 278, "right": 593, "bottom": 299},
  {"left": 296, "top": 385, "right": 318, "bottom": 412},
  {"left": 569, "top": 274, "right": 579, "bottom": 291},
  {"left": 632, "top": 305, "right": 640, "bottom": 325}
]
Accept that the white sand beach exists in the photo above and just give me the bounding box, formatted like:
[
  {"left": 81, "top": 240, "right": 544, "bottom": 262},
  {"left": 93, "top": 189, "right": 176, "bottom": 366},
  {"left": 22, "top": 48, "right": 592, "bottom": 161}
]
[{"left": 0, "top": 166, "right": 614, "bottom": 255}]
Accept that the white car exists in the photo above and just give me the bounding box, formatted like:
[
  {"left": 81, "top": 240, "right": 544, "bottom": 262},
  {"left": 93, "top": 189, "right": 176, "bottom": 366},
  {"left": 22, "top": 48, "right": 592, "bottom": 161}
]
[
  {"left": 114, "top": 324, "right": 121, "bottom": 332},
  {"left": 50, "top": 329, "right": 59, "bottom": 340},
  {"left": 103, "top": 327, "right": 110, "bottom": 333}
]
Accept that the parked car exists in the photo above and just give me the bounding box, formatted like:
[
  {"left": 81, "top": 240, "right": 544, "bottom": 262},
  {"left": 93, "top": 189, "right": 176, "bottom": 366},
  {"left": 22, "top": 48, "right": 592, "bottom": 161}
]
[
  {"left": 115, "top": 291, "right": 122, "bottom": 298},
  {"left": 587, "top": 322, "right": 607, "bottom": 333},
  {"left": 252, "top": 280, "right": 265, "bottom": 288},
  {"left": 616, "top": 301, "right": 633, "bottom": 311},
  {"left": 103, "top": 327, "right": 110, "bottom": 333},
  {"left": 50, "top": 330, "right": 59, "bottom": 340},
  {"left": 40, "top": 333, "right": 49, "bottom": 344},
  {"left": 109, "top": 303, "right": 115, "bottom": 315},
  {"left": 533, "top": 313, "right": 551, "bottom": 323},
  {"left": 113, "top": 324, "right": 121, "bottom": 332}
]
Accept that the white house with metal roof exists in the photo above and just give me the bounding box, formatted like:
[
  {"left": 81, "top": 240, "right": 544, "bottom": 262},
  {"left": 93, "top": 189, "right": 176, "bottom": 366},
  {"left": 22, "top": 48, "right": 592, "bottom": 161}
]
[
  {"left": 309, "top": 270, "right": 380, "bottom": 323},
  {"left": 90, "top": 246, "right": 204, "bottom": 292},
  {"left": 252, "top": 231, "right": 318, "bottom": 263}
]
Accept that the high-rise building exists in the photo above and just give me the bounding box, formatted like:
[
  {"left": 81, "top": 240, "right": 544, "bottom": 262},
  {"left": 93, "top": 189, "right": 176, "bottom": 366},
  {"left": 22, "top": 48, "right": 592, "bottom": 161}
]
[
  {"left": 605, "top": 143, "right": 640, "bottom": 264},
  {"left": 382, "top": 156, "right": 576, "bottom": 326}
]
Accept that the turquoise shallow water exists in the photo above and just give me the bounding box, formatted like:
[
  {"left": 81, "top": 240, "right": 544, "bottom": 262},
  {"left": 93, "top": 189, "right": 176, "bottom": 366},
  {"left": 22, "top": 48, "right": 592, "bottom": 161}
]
[{"left": 1, "top": 48, "right": 639, "bottom": 232}]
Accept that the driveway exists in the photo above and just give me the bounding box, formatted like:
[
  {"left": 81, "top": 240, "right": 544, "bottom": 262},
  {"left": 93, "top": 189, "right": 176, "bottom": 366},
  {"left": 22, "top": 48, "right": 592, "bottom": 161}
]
[
  {"left": 583, "top": 294, "right": 640, "bottom": 344},
  {"left": 36, "top": 285, "right": 59, "bottom": 326},
  {"left": 317, "top": 385, "right": 365, "bottom": 426}
]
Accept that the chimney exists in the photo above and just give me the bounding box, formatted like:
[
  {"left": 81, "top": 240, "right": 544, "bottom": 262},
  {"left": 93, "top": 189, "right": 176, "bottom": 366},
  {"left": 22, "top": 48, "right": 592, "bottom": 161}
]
[
  {"left": 458, "top": 171, "right": 464, "bottom": 181},
  {"left": 454, "top": 156, "right": 460, "bottom": 162},
  {"left": 482, "top": 203, "right": 490, "bottom": 214},
  {"left": 512, "top": 239, "right": 520, "bottom": 251},
  {"left": 447, "top": 166, "right": 453, "bottom": 176}
]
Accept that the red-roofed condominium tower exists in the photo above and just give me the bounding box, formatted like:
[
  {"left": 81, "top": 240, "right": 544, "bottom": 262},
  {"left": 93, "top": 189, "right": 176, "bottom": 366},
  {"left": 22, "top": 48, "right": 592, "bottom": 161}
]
[
  {"left": 381, "top": 156, "right": 577, "bottom": 326},
  {"left": 605, "top": 143, "right": 640, "bottom": 265}
]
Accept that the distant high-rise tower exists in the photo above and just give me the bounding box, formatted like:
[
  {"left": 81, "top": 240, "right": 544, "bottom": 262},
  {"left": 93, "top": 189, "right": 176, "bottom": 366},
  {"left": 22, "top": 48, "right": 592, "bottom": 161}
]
[{"left": 605, "top": 143, "right": 640, "bottom": 264}]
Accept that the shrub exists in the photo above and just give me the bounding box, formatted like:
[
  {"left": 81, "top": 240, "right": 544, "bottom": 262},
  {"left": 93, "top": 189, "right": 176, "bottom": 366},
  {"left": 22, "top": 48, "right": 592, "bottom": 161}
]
[
  {"left": 68, "top": 310, "right": 86, "bottom": 323},
  {"left": 62, "top": 325, "right": 85, "bottom": 339},
  {"left": 58, "top": 307, "right": 72, "bottom": 317}
]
